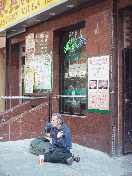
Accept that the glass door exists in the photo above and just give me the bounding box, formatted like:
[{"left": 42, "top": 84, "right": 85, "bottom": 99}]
[{"left": 59, "top": 23, "right": 86, "bottom": 115}]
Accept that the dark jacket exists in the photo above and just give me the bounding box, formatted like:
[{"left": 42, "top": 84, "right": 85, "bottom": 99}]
[{"left": 45, "top": 123, "right": 72, "bottom": 151}]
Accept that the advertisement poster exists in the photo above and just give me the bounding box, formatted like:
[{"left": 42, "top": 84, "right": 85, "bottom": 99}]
[
  {"left": 25, "top": 33, "right": 52, "bottom": 92},
  {"left": 87, "top": 55, "right": 110, "bottom": 113},
  {"left": 25, "top": 51, "right": 52, "bottom": 91}
]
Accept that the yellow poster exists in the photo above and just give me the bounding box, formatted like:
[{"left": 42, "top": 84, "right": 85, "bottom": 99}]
[
  {"left": 0, "top": 0, "right": 61, "bottom": 31},
  {"left": 25, "top": 71, "right": 35, "bottom": 93}
]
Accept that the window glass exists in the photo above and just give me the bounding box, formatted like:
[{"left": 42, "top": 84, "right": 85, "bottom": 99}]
[{"left": 60, "top": 27, "right": 86, "bottom": 115}]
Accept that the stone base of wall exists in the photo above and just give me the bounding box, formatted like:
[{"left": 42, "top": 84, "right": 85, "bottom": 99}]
[{"left": 62, "top": 114, "right": 110, "bottom": 154}]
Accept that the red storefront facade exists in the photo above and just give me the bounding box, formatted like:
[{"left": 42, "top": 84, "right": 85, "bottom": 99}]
[{"left": 0, "top": 0, "right": 132, "bottom": 156}]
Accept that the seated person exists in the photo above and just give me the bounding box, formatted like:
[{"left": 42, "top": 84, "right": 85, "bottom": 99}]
[{"left": 44, "top": 113, "right": 80, "bottom": 165}]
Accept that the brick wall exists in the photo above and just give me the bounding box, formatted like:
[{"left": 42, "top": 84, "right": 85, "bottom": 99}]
[{"left": 0, "top": 102, "right": 49, "bottom": 142}]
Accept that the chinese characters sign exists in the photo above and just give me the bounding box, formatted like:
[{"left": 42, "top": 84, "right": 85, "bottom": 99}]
[
  {"left": 87, "top": 55, "right": 110, "bottom": 113},
  {"left": 0, "top": 0, "right": 61, "bottom": 31},
  {"left": 35, "top": 31, "right": 53, "bottom": 54},
  {"left": 25, "top": 33, "right": 35, "bottom": 60}
]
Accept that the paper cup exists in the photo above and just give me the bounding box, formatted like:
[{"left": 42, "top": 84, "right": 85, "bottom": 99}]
[{"left": 39, "top": 155, "right": 44, "bottom": 165}]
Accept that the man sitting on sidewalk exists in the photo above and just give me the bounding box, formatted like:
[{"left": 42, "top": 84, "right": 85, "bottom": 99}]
[{"left": 44, "top": 113, "right": 80, "bottom": 165}]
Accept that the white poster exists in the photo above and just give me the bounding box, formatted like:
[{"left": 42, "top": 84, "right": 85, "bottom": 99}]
[
  {"left": 88, "top": 55, "right": 109, "bottom": 111},
  {"left": 25, "top": 52, "right": 52, "bottom": 90},
  {"left": 25, "top": 72, "right": 34, "bottom": 93},
  {"left": 69, "top": 63, "right": 86, "bottom": 77}
]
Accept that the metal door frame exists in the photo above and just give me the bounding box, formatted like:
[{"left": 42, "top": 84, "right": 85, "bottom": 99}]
[{"left": 19, "top": 44, "right": 25, "bottom": 104}]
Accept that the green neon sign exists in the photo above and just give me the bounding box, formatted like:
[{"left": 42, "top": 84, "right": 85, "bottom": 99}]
[{"left": 64, "top": 35, "right": 86, "bottom": 53}]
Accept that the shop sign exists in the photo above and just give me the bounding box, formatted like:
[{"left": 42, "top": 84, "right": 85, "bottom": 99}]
[
  {"left": 87, "top": 55, "right": 110, "bottom": 114},
  {"left": 0, "top": 0, "right": 61, "bottom": 32}
]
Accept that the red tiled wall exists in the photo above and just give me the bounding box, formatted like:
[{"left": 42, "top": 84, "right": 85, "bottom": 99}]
[
  {"left": 84, "top": 6, "right": 111, "bottom": 154},
  {"left": 0, "top": 101, "right": 32, "bottom": 122},
  {"left": 0, "top": 98, "right": 48, "bottom": 122},
  {"left": 0, "top": 102, "right": 49, "bottom": 142},
  {"left": 62, "top": 114, "right": 110, "bottom": 153}
]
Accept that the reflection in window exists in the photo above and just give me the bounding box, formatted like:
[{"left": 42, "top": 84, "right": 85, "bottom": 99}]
[{"left": 60, "top": 27, "right": 86, "bottom": 116}]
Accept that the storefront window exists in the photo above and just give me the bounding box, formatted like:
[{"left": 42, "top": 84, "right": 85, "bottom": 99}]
[{"left": 60, "top": 27, "right": 86, "bottom": 115}]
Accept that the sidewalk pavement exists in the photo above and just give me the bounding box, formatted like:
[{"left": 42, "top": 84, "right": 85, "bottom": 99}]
[{"left": 0, "top": 138, "right": 132, "bottom": 176}]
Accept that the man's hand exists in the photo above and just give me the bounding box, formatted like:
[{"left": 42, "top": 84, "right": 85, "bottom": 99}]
[
  {"left": 45, "top": 133, "right": 51, "bottom": 137},
  {"left": 57, "top": 131, "right": 64, "bottom": 138}
]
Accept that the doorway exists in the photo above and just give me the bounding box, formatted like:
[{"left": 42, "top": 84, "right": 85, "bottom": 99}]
[
  {"left": 124, "top": 49, "right": 132, "bottom": 153},
  {"left": 123, "top": 6, "right": 132, "bottom": 153}
]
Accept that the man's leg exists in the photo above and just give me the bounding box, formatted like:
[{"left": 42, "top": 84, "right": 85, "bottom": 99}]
[
  {"left": 50, "top": 148, "right": 72, "bottom": 164},
  {"left": 44, "top": 151, "right": 53, "bottom": 162}
]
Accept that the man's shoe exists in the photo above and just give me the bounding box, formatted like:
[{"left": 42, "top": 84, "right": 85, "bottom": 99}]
[
  {"left": 72, "top": 155, "right": 80, "bottom": 162},
  {"left": 66, "top": 157, "right": 73, "bottom": 165}
]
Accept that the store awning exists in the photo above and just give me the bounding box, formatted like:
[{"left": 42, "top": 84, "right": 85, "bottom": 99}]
[{"left": 0, "top": 0, "right": 106, "bottom": 38}]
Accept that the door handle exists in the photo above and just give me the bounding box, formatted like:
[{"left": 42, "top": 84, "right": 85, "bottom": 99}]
[{"left": 125, "top": 98, "right": 130, "bottom": 103}]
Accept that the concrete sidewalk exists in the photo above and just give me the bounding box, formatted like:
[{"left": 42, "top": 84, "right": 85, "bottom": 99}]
[{"left": 0, "top": 138, "right": 132, "bottom": 176}]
